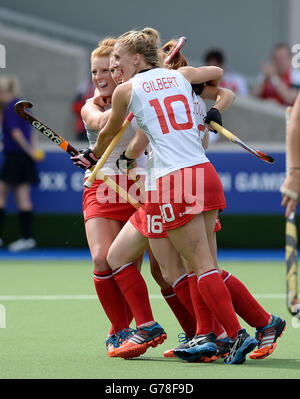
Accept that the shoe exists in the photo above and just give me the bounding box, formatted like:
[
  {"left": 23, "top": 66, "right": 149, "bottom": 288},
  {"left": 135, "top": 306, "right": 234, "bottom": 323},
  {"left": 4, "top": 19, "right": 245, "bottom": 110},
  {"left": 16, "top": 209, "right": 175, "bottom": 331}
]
[
  {"left": 201, "top": 336, "right": 232, "bottom": 363},
  {"left": 173, "top": 332, "right": 218, "bottom": 362},
  {"left": 224, "top": 329, "right": 257, "bottom": 364},
  {"left": 105, "top": 328, "right": 135, "bottom": 358},
  {"left": 114, "top": 322, "right": 167, "bottom": 359},
  {"left": 163, "top": 332, "right": 191, "bottom": 358},
  {"left": 8, "top": 238, "right": 36, "bottom": 252},
  {"left": 217, "top": 336, "right": 232, "bottom": 357},
  {"left": 106, "top": 334, "right": 118, "bottom": 357},
  {"left": 249, "top": 315, "right": 286, "bottom": 360}
]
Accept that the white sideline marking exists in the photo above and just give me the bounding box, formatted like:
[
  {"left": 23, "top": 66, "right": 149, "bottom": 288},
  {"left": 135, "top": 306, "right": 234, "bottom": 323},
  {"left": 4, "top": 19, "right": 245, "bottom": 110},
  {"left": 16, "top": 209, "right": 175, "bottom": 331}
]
[{"left": 0, "top": 294, "right": 286, "bottom": 301}]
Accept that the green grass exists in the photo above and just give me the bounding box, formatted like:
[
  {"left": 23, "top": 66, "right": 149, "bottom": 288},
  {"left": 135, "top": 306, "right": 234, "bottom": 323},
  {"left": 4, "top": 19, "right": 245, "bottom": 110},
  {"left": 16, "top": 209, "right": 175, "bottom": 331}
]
[{"left": 0, "top": 259, "right": 299, "bottom": 379}]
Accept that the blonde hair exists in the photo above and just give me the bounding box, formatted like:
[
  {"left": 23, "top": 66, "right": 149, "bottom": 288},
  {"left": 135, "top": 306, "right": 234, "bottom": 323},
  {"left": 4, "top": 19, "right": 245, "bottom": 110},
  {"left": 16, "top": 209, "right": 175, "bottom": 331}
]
[
  {"left": 160, "top": 39, "right": 188, "bottom": 70},
  {"left": 116, "top": 27, "right": 162, "bottom": 67},
  {"left": 0, "top": 75, "right": 20, "bottom": 97},
  {"left": 90, "top": 37, "right": 116, "bottom": 61}
]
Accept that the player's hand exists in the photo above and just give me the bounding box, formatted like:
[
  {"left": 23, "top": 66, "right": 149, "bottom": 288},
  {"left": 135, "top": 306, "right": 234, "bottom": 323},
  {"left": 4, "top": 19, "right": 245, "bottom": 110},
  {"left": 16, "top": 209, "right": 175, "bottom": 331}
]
[
  {"left": 204, "top": 107, "right": 222, "bottom": 133},
  {"left": 116, "top": 151, "right": 137, "bottom": 174},
  {"left": 71, "top": 148, "right": 99, "bottom": 170},
  {"left": 280, "top": 170, "right": 300, "bottom": 217}
]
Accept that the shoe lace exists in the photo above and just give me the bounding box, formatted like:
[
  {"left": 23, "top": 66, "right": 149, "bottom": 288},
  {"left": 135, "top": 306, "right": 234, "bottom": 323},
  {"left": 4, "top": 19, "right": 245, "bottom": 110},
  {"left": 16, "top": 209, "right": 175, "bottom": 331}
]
[
  {"left": 178, "top": 332, "right": 189, "bottom": 344},
  {"left": 116, "top": 328, "right": 135, "bottom": 346},
  {"left": 105, "top": 334, "right": 117, "bottom": 346}
]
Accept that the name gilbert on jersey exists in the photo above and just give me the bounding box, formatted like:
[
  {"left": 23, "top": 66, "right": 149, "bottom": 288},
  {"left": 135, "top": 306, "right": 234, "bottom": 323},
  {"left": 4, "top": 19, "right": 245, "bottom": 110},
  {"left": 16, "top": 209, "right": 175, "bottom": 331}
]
[{"left": 143, "top": 76, "right": 179, "bottom": 93}]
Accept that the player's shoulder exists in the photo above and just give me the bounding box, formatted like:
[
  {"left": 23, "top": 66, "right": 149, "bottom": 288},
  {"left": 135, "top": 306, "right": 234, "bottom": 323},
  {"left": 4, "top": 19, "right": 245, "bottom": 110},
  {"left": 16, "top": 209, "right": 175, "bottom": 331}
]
[{"left": 114, "top": 80, "right": 132, "bottom": 95}]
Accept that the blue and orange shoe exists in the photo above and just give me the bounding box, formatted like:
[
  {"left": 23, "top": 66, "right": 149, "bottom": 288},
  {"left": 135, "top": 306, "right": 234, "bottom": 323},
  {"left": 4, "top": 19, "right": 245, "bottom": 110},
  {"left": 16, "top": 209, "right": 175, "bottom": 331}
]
[
  {"left": 105, "top": 334, "right": 118, "bottom": 357},
  {"left": 173, "top": 332, "right": 218, "bottom": 362},
  {"left": 105, "top": 328, "right": 135, "bottom": 357},
  {"left": 224, "top": 329, "right": 257, "bottom": 365},
  {"left": 114, "top": 322, "right": 167, "bottom": 359},
  {"left": 250, "top": 315, "right": 286, "bottom": 360}
]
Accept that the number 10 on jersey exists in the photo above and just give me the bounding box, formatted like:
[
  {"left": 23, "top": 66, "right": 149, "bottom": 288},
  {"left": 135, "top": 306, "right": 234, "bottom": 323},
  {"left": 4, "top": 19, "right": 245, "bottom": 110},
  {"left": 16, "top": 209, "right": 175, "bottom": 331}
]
[{"left": 149, "top": 95, "right": 193, "bottom": 134}]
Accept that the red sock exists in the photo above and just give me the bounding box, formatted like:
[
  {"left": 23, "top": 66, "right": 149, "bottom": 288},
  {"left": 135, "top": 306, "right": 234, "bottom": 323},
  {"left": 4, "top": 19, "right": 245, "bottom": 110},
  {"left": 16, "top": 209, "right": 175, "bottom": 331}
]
[
  {"left": 108, "top": 326, "right": 115, "bottom": 337},
  {"left": 197, "top": 269, "right": 241, "bottom": 339},
  {"left": 162, "top": 283, "right": 195, "bottom": 338},
  {"left": 173, "top": 275, "right": 196, "bottom": 319},
  {"left": 94, "top": 270, "right": 130, "bottom": 333},
  {"left": 188, "top": 273, "right": 223, "bottom": 336},
  {"left": 113, "top": 263, "right": 154, "bottom": 327},
  {"left": 124, "top": 302, "right": 134, "bottom": 327},
  {"left": 222, "top": 270, "right": 270, "bottom": 328}
]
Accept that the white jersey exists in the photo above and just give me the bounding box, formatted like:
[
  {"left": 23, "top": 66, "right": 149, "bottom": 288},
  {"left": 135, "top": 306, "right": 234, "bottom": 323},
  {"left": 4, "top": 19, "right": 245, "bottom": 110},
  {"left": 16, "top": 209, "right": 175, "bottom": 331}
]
[
  {"left": 129, "top": 68, "right": 209, "bottom": 180},
  {"left": 83, "top": 107, "right": 147, "bottom": 178},
  {"left": 144, "top": 89, "right": 208, "bottom": 191},
  {"left": 191, "top": 91, "right": 207, "bottom": 142}
]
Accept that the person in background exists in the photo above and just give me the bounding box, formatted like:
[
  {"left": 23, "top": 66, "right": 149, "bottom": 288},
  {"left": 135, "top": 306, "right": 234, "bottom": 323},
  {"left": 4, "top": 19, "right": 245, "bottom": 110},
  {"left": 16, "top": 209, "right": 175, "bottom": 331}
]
[
  {"left": 71, "top": 81, "right": 94, "bottom": 141},
  {"left": 0, "top": 75, "right": 40, "bottom": 252},
  {"left": 203, "top": 48, "right": 248, "bottom": 145},
  {"left": 252, "top": 43, "right": 300, "bottom": 106},
  {"left": 204, "top": 49, "right": 249, "bottom": 96}
]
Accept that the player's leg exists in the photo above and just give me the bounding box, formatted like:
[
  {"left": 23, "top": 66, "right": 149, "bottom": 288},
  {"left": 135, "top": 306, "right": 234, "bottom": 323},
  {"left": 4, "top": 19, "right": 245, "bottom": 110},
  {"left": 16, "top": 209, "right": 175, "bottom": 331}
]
[
  {"left": 85, "top": 217, "right": 133, "bottom": 352},
  {"left": 149, "top": 238, "right": 196, "bottom": 338},
  {"left": 212, "top": 214, "right": 286, "bottom": 359},
  {"left": 167, "top": 211, "right": 256, "bottom": 363},
  {"left": 149, "top": 229, "right": 223, "bottom": 362},
  {"left": 107, "top": 221, "right": 166, "bottom": 358},
  {"left": 216, "top": 236, "right": 286, "bottom": 359},
  {"left": 9, "top": 183, "right": 36, "bottom": 251}
]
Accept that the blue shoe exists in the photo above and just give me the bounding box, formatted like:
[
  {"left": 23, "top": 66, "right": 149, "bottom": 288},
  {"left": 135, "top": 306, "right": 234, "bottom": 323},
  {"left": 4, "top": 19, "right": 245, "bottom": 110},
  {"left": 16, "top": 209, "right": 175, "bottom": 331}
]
[
  {"left": 250, "top": 315, "right": 286, "bottom": 359},
  {"left": 114, "top": 322, "right": 167, "bottom": 359},
  {"left": 224, "top": 329, "right": 257, "bottom": 364},
  {"left": 105, "top": 334, "right": 118, "bottom": 357},
  {"left": 116, "top": 328, "right": 135, "bottom": 345},
  {"left": 163, "top": 332, "right": 192, "bottom": 358},
  {"left": 105, "top": 328, "right": 134, "bottom": 357},
  {"left": 217, "top": 337, "right": 232, "bottom": 358},
  {"left": 174, "top": 332, "right": 218, "bottom": 362}
]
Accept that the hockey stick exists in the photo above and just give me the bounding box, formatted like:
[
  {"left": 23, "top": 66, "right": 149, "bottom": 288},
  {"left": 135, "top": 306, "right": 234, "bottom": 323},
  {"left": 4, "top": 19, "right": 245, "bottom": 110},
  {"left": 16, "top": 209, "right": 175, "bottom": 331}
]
[
  {"left": 84, "top": 36, "right": 188, "bottom": 189},
  {"left": 209, "top": 121, "right": 275, "bottom": 164},
  {"left": 14, "top": 101, "right": 79, "bottom": 157},
  {"left": 14, "top": 101, "right": 140, "bottom": 209},
  {"left": 164, "top": 36, "right": 187, "bottom": 64},
  {"left": 284, "top": 106, "right": 300, "bottom": 317}
]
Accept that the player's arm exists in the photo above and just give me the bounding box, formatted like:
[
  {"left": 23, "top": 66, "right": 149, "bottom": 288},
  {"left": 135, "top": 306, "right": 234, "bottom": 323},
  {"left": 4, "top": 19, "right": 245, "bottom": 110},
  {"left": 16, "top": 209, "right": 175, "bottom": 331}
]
[
  {"left": 179, "top": 66, "right": 223, "bottom": 87},
  {"left": 125, "top": 128, "right": 150, "bottom": 159},
  {"left": 81, "top": 98, "right": 106, "bottom": 131},
  {"left": 202, "top": 85, "right": 236, "bottom": 112},
  {"left": 92, "top": 83, "right": 130, "bottom": 158},
  {"left": 201, "top": 85, "right": 235, "bottom": 134},
  {"left": 116, "top": 128, "right": 149, "bottom": 173},
  {"left": 287, "top": 92, "right": 300, "bottom": 169},
  {"left": 281, "top": 92, "right": 300, "bottom": 216},
  {"left": 201, "top": 129, "right": 209, "bottom": 150}
]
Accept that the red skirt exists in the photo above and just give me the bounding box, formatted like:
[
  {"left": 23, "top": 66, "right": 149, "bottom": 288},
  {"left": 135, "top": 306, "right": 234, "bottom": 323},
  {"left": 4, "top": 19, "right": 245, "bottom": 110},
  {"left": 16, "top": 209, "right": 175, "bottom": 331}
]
[
  {"left": 146, "top": 162, "right": 226, "bottom": 231},
  {"left": 83, "top": 175, "right": 143, "bottom": 223}
]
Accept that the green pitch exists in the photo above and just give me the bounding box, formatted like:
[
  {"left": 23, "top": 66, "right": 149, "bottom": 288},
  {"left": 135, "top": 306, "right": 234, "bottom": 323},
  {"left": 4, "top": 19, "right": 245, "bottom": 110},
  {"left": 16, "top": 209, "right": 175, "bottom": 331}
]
[{"left": 0, "top": 259, "right": 299, "bottom": 379}]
